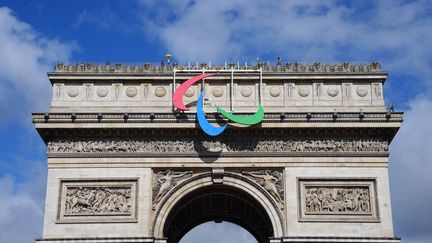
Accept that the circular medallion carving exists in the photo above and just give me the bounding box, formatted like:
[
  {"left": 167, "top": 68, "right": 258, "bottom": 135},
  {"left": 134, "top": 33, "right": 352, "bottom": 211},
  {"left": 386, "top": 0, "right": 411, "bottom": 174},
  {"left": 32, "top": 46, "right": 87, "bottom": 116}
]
[
  {"left": 356, "top": 87, "right": 368, "bottom": 97},
  {"left": 185, "top": 87, "right": 194, "bottom": 97},
  {"left": 327, "top": 86, "right": 339, "bottom": 97},
  {"left": 269, "top": 87, "right": 281, "bottom": 97},
  {"left": 298, "top": 86, "right": 310, "bottom": 97},
  {"left": 212, "top": 87, "right": 223, "bottom": 97},
  {"left": 96, "top": 87, "right": 109, "bottom": 98},
  {"left": 126, "top": 87, "right": 138, "bottom": 98},
  {"left": 67, "top": 87, "right": 79, "bottom": 98},
  {"left": 155, "top": 86, "right": 166, "bottom": 98},
  {"left": 241, "top": 87, "right": 252, "bottom": 97}
]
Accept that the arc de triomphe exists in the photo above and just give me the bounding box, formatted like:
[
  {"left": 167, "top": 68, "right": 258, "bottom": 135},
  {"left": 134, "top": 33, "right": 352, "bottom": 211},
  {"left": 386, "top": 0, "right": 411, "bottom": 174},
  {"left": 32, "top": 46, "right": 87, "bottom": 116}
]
[{"left": 34, "top": 62, "right": 402, "bottom": 243}]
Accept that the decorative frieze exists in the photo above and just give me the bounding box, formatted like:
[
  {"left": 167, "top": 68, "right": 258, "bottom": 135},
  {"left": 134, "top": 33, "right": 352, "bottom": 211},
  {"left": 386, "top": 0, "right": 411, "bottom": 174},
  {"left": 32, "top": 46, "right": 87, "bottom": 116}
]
[
  {"left": 298, "top": 179, "right": 379, "bottom": 222},
  {"left": 58, "top": 179, "right": 137, "bottom": 223},
  {"left": 47, "top": 138, "right": 388, "bottom": 155}
]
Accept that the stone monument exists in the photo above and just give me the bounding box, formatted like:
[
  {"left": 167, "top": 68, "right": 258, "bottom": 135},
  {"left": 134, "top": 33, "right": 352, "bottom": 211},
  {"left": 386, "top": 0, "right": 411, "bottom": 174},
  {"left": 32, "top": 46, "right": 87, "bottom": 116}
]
[{"left": 34, "top": 61, "right": 402, "bottom": 242}]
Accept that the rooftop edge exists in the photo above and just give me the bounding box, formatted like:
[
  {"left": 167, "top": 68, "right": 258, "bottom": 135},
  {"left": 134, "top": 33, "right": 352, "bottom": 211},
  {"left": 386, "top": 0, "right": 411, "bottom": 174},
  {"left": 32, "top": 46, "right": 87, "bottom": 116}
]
[{"left": 53, "top": 62, "right": 383, "bottom": 74}]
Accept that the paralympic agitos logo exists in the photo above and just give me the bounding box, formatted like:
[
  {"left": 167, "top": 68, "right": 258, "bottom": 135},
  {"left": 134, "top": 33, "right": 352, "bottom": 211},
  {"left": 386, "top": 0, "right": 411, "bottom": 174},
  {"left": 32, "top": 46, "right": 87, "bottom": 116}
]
[{"left": 173, "top": 73, "right": 264, "bottom": 136}]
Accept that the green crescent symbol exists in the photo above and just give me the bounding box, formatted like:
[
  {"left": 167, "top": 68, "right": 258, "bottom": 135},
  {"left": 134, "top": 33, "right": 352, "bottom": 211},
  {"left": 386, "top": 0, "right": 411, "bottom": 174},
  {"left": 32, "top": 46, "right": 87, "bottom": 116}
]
[{"left": 214, "top": 104, "right": 264, "bottom": 125}]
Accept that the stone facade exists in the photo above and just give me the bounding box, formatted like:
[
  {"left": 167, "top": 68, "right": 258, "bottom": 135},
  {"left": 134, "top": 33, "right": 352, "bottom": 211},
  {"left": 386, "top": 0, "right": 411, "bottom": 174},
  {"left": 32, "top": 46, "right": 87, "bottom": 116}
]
[{"left": 34, "top": 63, "right": 401, "bottom": 243}]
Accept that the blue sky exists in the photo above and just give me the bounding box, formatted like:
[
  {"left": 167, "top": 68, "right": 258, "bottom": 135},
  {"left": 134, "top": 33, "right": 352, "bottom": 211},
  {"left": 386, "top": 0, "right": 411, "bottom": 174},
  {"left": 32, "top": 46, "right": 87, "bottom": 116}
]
[{"left": 0, "top": 0, "right": 431, "bottom": 242}]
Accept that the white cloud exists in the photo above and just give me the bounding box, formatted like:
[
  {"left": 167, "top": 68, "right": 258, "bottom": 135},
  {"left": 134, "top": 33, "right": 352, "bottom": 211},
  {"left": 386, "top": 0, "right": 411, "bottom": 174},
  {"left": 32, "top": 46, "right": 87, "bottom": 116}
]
[
  {"left": 138, "top": 0, "right": 432, "bottom": 83},
  {"left": 389, "top": 97, "right": 432, "bottom": 242},
  {"left": 0, "top": 6, "right": 72, "bottom": 243},
  {"left": 0, "top": 162, "right": 47, "bottom": 243},
  {"left": 0, "top": 7, "right": 75, "bottom": 124}
]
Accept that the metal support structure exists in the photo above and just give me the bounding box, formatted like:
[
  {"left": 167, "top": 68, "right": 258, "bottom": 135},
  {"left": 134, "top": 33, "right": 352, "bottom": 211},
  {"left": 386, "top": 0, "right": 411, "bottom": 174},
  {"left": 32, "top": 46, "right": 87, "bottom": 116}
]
[
  {"left": 172, "top": 68, "right": 262, "bottom": 113},
  {"left": 230, "top": 68, "right": 234, "bottom": 111},
  {"left": 259, "top": 68, "right": 263, "bottom": 104},
  {"left": 172, "top": 69, "right": 176, "bottom": 111}
]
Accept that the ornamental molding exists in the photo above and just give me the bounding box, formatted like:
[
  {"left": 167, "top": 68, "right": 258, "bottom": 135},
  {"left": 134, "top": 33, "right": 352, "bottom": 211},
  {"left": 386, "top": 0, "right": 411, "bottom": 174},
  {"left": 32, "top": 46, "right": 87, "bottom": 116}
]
[
  {"left": 54, "top": 62, "right": 382, "bottom": 74},
  {"left": 33, "top": 112, "right": 403, "bottom": 124}
]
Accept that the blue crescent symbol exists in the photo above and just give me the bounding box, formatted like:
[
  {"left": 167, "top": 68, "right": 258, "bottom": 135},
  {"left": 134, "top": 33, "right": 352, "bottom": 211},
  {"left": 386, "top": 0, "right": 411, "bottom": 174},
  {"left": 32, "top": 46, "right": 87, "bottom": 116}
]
[{"left": 197, "top": 90, "right": 227, "bottom": 136}]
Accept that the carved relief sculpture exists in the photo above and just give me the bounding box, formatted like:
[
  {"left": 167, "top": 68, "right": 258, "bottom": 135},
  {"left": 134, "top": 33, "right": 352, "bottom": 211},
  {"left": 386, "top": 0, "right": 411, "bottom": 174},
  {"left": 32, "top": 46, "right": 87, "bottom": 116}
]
[
  {"left": 65, "top": 186, "right": 131, "bottom": 215},
  {"left": 47, "top": 138, "right": 389, "bottom": 155},
  {"left": 298, "top": 179, "right": 379, "bottom": 222},
  {"left": 58, "top": 180, "right": 137, "bottom": 223},
  {"left": 152, "top": 170, "right": 193, "bottom": 207},
  {"left": 305, "top": 187, "right": 370, "bottom": 214},
  {"left": 243, "top": 170, "right": 284, "bottom": 205}
]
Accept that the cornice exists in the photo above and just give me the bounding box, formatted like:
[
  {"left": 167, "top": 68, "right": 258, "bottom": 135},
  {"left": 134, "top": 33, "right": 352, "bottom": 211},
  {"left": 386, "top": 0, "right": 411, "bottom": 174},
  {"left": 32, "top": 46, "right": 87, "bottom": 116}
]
[
  {"left": 47, "top": 151, "right": 389, "bottom": 158},
  {"left": 33, "top": 112, "right": 403, "bottom": 124}
]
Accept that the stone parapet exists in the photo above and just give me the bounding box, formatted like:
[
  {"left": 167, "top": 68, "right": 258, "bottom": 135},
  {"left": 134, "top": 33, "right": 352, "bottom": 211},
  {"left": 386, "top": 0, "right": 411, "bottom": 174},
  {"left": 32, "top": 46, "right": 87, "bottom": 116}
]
[
  {"left": 54, "top": 62, "right": 383, "bottom": 74},
  {"left": 47, "top": 65, "right": 388, "bottom": 113}
]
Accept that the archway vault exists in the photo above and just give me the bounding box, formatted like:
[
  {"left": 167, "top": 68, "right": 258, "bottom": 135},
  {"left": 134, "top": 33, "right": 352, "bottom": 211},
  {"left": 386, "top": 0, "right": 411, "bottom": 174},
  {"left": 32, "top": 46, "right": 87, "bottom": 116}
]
[{"left": 152, "top": 172, "right": 285, "bottom": 243}]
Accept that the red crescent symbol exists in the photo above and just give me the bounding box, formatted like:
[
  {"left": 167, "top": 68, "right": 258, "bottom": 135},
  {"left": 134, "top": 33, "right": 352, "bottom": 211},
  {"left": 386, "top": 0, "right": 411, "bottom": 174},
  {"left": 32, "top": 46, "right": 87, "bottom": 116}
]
[{"left": 173, "top": 73, "right": 214, "bottom": 111}]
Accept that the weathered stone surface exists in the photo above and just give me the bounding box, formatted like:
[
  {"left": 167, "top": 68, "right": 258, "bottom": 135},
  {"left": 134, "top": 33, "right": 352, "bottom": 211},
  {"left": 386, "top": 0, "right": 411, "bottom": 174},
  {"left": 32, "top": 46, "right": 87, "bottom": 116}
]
[
  {"left": 305, "top": 187, "right": 371, "bottom": 214},
  {"left": 64, "top": 186, "right": 132, "bottom": 215},
  {"left": 35, "top": 63, "right": 401, "bottom": 243},
  {"left": 58, "top": 180, "right": 138, "bottom": 223},
  {"left": 298, "top": 179, "right": 379, "bottom": 222},
  {"left": 48, "top": 63, "right": 387, "bottom": 113}
]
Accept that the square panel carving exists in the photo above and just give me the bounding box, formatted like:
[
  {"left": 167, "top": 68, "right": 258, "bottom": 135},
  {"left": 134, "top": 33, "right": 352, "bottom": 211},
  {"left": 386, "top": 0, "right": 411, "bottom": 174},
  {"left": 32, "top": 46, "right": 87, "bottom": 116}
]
[
  {"left": 57, "top": 179, "right": 138, "bottom": 223},
  {"left": 298, "top": 178, "right": 379, "bottom": 222}
]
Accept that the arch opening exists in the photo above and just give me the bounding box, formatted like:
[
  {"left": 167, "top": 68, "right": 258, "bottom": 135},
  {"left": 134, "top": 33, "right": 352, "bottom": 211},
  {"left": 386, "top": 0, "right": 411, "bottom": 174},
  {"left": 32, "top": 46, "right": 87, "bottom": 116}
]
[{"left": 162, "top": 185, "right": 274, "bottom": 243}]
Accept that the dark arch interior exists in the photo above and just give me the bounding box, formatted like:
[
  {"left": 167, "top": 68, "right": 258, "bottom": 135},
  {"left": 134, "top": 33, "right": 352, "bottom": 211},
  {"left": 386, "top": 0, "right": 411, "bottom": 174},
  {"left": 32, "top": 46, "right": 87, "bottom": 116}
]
[{"left": 163, "top": 185, "right": 274, "bottom": 243}]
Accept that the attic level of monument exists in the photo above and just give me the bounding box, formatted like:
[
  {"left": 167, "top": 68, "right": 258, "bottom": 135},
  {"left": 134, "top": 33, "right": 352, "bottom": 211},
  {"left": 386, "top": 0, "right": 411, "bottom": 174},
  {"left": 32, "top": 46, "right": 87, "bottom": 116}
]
[
  {"left": 34, "top": 61, "right": 402, "bottom": 243},
  {"left": 45, "top": 61, "right": 389, "bottom": 114}
]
